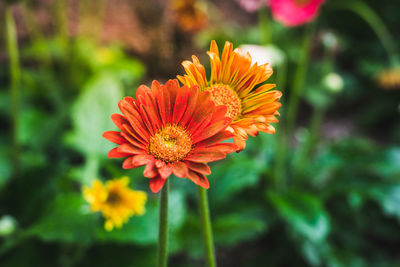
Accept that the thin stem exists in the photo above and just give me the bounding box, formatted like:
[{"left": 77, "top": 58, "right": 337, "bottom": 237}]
[
  {"left": 197, "top": 187, "right": 217, "bottom": 267},
  {"left": 78, "top": 0, "right": 107, "bottom": 42},
  {"left": 54, "top": 0, "right": 68, "bottom": 40},
  {"left": 293, "top": 42, "right": 334, "bottom": 177},
  {"left": 273, "top": 59, "right": 288, "bottom": 190},
  {"left": 6, "top": 5, "right": 21, "bottom": 179},
  {"left": 157, "top": 179, "right": 169, "bottom": 267},
  {"left": 294, "top": 107, "right": 325, "bottom": 177},
  {"left": 286, "top": 22, "right": 316, "bottom": 137},
  {"left": 333, "top": 0, "right": 399, "bottom": 66},
  {"left": 258, "top": 8, "right": 271, "bottom": 44}
]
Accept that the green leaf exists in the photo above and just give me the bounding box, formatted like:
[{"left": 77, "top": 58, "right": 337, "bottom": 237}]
[
  {"left": 370, "top": 185, "right": 400, "bottom": 222},
  {"left": 209, "top": 153, "right": 264, "bottom": 204},
  {"left": 268, "top": 190, "right": 330, "bottom": 242},
  {"left": 67, "top": 73, "right": 123, "bottom": 157},
  {"left": 28, "top": 193, "right": 97, "bottom": 244},
  {"left": 371, "top": 148, "right": 400, "bottom": 177},
  {"left": 96, "top": 198, "right": 159, "bottom": 245},
  {"left": 169, "top": 213, "right": 203, "bottom": 258},
  {"left": 213, "top": 210, "right": 267, "bottom": 246},
  {"left": 96, "top": 190, "right": 186, "bottom": 245}
]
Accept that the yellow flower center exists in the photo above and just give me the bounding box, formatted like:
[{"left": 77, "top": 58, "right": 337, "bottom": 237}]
[
  {"left": 106, "top": 191, "right": 121, "bottom": 206},
  {"left": 206, "top": 84, "right": 242, "bottom": 121},
  {"left": 294, "top": 0, "right": 311, "bottom": 6},
  {"left": 149, "top": 124, "right": 192, "bottom": 163}
]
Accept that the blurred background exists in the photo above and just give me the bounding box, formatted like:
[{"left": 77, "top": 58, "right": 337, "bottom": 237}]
[{"left": 0, "top": 0, "right": 400, "bottom": 266}]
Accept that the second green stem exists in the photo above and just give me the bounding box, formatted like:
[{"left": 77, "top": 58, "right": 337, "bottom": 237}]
[
  {"left": 286, "top": 22, "right": 316, "bottom": 136},
  {"left": 6, "top": 5, "right": 21, "bottom": 179},
  {"left": 198, "top": 187, "right": 217, "bottom": 267},
  {"left": 157, "top": 179, "right": 169, "bottom": 267}
]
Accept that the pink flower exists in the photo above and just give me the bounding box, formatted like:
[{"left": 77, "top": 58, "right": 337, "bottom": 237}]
[
  {"left": 236, "top": 0, "right": 267, "bottom": 13},
  {"left": 270, "top": 0, "right": 325, "bottom": 27}
]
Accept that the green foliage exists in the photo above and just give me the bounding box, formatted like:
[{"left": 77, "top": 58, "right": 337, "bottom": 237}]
[
  {"left": 96, "top": 198, "right": 159, "bottom": 245},
  {"left": 213, "top": 207, "right": 268, "bottom": 246},
  {"left": 28, "top": 193, "right": 98, "bottom": 244},
  {"left": 67, "top": 74, "right": 123, "bottom": 157},
  {"left": 268, "top": 190, "right": 330, "bottom": 243}
]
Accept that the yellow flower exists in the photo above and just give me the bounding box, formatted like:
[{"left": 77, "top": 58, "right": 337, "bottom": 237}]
[
  {"left": 178, "top": 41, "right": 282, "bottom": 151},
  {"left": 82, "top": 177, "right": 147, "bottom": 231},
  {"left": 378, "top": 67, "right": 400, "bottom": 90}
]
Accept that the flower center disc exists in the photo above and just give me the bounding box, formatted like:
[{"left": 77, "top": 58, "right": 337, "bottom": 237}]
[
  {"left": 106, "top": 191, "right": 121, "bottom": 205},
  {"left": 149, "top": 124, "right": 192, "bottom": 163},
  {"left": 206, "top": 84, "right": 242, "bottom": 120}
]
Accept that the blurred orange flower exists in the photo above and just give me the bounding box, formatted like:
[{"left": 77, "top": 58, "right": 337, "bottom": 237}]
[
  {"left": 103, "top": 80, "right": 237, "bottom": 193},
  {"left": 178, "top": 41, "right": 282, "bottom": 151},
  {"left": 83, "top": 177, "right": 147, "bottom": 231},
  {"left": 378, "top": 67, "right": 400, "bottom": 90},
  {"left": 171, "top": 0, "right": 208, "bottom": 33}
]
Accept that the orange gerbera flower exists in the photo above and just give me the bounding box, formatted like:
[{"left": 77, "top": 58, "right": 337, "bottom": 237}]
[
  {"left": 178, "top": 41, "right": 282, "bottom": 151},
  {"left": 103, "top": 80, "right": 237, "bottom": 193},
  {"left": 378, "top": 66, "right": 400, "bottom": 90},
  {"left": 171, "top": 0, "right": 208, "bottom": 33}
]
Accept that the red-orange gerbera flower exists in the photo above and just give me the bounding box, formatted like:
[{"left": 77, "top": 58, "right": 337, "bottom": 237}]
[
  {"left": 178, "top": 41, "right": 282, "bottom": 151},
  {"left": 103, "top": 80, "right": 237, "bottom": 193}
]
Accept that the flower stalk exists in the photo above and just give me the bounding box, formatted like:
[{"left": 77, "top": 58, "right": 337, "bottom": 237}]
[
  {"left": 286, "top": 21, "right": 316, "bottom": 136},
  {"left": 6, "top": 5, "right": 21, "bottom": 179},
  {"left": 198, "top": 187, "right": 217, "bottom": 267},
  {"left": 273, "top": 59, "right": 288, "bottom": 190},
  {"left": 258, "top": 8, "right": 271, "bottom": 44},
  {"left": 157, "top": 179, "right": 169, "bottom": 267},
  {"left": 334, "top": 0, "right": 399, "bottom": 66}
]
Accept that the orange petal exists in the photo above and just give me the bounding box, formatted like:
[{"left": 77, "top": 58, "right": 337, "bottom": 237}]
[
  {"left": 144, "top": 159, "right": 158, "bottom": 178},
  {"left": 205, "top": 143, "right": 237, "bottom": 154},
  {"left": 111, "top": 114, "right": 128, "bottom": 131},
  {"left": 187, "top": 170, "right": 209, "bottom": 189},
  {"left": 107, "top": 147, "right": 131, "bottom": 158},
  {"left": 103, "top": 131, "right": 126, "bottom": 145},
  {"left": 233, "top": 137, "right": 246, "bottom": 152},
  {"left": 192, "top": 117, "right": 231, "bottom": 143},
  {"left": 120, "top": 130, "right": 147, "bottom": 149},
  {"left": 122, "top": 154, "right": 151, "bottom": 169},
  {"left": 158, "top": 165, "right": 172, "bottom": 180},
  {"left": 195, "top": 130, "right": 234, "bottom": 148},
  {"left": 149, "top": 175, "right": 166, "bottom": 193},
  {"left": 136, "top": 84, "right": 151, "bottom": 99},
  {"left": 172, "top": 161, "right": 189, "bottom": 178},
  {"left": 172, "top": 85, "right": 190, "bottom": 124},
  {"left": 185, "top": 161, "right": 211, "bottom": 175},
  {"left": 117, "top": 143, "right": 145, "bottom": 155},
  {"left": 186, "top": 149, "right": 226, "bottom": 163}
]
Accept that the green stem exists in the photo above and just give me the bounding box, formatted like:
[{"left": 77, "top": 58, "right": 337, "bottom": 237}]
[
  {"left": 258, "top": 8, "right": 271, "bottom": 44},
  {"left": 294, "top": 107, "right": 325, "bottom": 177},
  {"left": 6, "top": 5, "right": 21, "bottom": 179},
  {"left": 333, "top": 0, "right": 399, "bottom": 66},
  {"left": 197, "top": 187, "right": 217, "bottom": 267},
  {"left": 157, "top": 179, "right": 169, "bottom": 267},
  {"left": 286, "top": 21, "right": 316, "bottom": 137},
  {"left": 55, "top": 0, "right": 68, "bottom": 40},
  {"left": 273, "top": 58, "right": 288, "bottom": 190}
]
